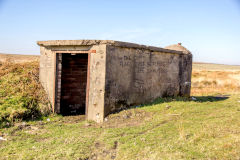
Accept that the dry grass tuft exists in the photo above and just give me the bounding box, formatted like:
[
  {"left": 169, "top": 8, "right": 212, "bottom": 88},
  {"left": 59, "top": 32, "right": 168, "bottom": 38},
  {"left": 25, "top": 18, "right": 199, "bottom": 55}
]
[{"left": 191, "top": 65, "right": 240, "bottom": 95}]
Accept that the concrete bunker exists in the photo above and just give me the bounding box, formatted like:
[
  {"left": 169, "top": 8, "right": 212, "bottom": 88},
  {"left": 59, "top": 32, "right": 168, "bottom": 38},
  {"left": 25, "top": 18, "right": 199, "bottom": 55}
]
[{"left": 37, "top": 40, "right": 192, "bottom": 122}]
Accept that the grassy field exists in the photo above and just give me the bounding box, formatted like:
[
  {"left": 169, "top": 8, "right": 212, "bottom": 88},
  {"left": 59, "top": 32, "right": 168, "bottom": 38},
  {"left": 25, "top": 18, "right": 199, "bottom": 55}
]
[
  {"left": 192, "top": 63, "right": 240, "bottom": 95},
  {"left": 0, "top": 59, "right": 240, "bottom": 160},
  {"left": 0, "top": 53, "right": 39, "bottom": 63}
]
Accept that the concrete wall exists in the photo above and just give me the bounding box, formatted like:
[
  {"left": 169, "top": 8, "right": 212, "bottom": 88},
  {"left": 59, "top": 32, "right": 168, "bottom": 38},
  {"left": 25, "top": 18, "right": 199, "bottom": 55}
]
[
  {"left": 87, "top": 44, "right": 106, "bottom": 122},
  {"left": 178, "top": 54, "right": 192, "bottom": 96},
  {"left": 39, "top": 44, "right": 107, "bottom": 122},
  {"left": 104, "top": 45, "right": 192, "bottom": 115},
  {"left": 39, "top": 46, "right": 55, "bottom": 109}
]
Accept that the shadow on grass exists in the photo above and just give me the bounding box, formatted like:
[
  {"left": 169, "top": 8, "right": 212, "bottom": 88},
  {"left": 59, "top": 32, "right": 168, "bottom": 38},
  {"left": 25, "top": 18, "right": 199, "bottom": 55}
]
[
  {"left": 0, "top": 115, "right": 46, "bottom": 129},
  {"left": 112, "top": 95, "right": 230, "bottom": 114},
  {"left": 139, "top": 95, "right": 230, "bottom": 108},
  {"left": 193, "top": 95, "right": 229, "bottom": 102}
]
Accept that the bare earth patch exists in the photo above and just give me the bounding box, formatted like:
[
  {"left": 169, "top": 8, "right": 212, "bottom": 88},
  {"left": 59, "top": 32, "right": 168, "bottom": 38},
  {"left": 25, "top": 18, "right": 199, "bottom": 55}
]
[{"left": 96, "top": 109, "right": 153, "bottom": 128}]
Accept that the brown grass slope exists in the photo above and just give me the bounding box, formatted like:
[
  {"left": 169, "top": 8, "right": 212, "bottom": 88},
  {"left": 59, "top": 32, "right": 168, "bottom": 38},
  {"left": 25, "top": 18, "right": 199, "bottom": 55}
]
[{"left": 0, "top": 61, "right": 50, "bottom": 127}]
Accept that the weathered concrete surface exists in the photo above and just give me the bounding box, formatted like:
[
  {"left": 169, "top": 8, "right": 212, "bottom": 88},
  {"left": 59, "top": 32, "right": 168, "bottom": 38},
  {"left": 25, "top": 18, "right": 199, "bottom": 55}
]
[
  {"left": 39, "top": 46, "right": 55, "bottom": 109},
  {"left": 104, "top": 45, "right": 192, "bottom": 115},
  {"left": 38, "top": 42, "right": 107, "bottom": 122},
  {"left": 165, "top": 43, "right": 191, "bottom": 54},
  {"left": 37, "top": 40, "right": 192, "bottom": 122},
  {"left": 87, "top": 44, "right": 106, "bottom": 122},
  {"left": 37, "top": 40, "right": 183, "bottom": 54}
]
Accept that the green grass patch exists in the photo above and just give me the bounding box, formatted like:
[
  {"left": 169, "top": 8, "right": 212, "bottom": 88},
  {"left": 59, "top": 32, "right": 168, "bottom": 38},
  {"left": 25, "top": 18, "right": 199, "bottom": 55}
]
[{"left": 1, "top": 94, "right": 240, "bottom": 159}]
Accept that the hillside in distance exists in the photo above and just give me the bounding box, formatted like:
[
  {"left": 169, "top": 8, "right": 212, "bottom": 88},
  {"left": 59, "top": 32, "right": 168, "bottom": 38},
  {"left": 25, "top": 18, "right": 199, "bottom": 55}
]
[
  {"left": 0, "top": 53, "right": 239, "bottom": 69},
  {"left": 0, "top": 53, "right": 39, "bottom": 63}
]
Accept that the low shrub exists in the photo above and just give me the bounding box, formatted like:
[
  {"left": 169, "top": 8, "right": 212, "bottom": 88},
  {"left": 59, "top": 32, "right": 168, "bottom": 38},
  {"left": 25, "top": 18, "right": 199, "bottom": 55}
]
[{"left": 0, "top": 61, "right": 51, "bottom": 127}]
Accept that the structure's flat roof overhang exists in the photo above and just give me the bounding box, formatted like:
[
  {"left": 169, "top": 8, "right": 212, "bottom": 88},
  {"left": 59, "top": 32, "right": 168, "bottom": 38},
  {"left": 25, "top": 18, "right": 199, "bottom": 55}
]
[{"left": 37, "top": 40, "right": 189, "bottom": 55}]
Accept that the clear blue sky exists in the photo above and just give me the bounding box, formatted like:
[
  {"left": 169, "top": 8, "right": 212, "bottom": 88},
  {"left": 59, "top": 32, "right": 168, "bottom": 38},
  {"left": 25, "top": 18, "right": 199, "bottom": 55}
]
[{"left": 0, "top": 0, "right": 240, "bottom": 65}]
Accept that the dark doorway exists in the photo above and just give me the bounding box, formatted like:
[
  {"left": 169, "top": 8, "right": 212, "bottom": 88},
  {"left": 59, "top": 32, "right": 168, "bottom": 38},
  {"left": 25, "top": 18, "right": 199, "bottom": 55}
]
[{"left": 60, "top": 53, "right": 88, "bottom": 115}]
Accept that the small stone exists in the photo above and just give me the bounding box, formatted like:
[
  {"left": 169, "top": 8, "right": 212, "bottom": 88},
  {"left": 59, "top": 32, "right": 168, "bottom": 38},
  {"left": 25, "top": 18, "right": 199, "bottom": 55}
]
[
  {"left": 102, "top": 150, "right": 109, "bottom": 156},
  {"left": 16, "top": 122, "right": 29, "bottom": 130},
  {"left": 192, "top": 97, "right": 197, "bottom": 101},
  {"left": 91, "top": 154, "right": 97, "bottom": 160},
  {"left": 0, "top": 137, "right": 7, "bottom": 141},
  {"left": 38, "top": 121, "right": 44, "bottom": 125},
  {"left": 123, "top": 114, "right": 130, "bottom": 119},
  {"left": 30, "top": 126, "right": 38, "bottom": 130},
  {"left": 104, "top": 118, "right": 108, "bottom": 122},
  {"left": 166, "top": 105, "right": 171, "bottom": 109},
  {"left": 113, "top": 141, "right": 118, "bottom": 149},
  {"left": 111, "top": 155, "right": 116, "bottom": 159},
  {"left": 94, "top": 142, "right": 100, "bottom": 148},
  {"left": 85, "top": 122, "right": 91, "bottom": 127}
]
